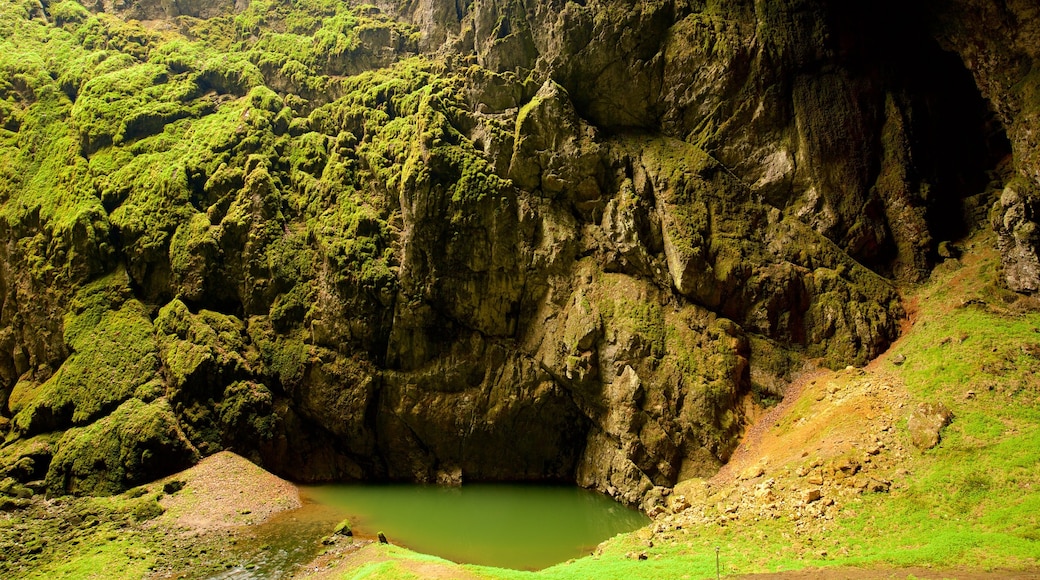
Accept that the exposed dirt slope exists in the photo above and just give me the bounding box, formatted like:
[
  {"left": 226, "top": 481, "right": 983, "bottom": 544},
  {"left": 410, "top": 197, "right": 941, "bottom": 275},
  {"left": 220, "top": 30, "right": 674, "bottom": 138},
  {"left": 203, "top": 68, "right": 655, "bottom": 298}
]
[{"left": 156, "top": 450, "right": 301, "bottom": 532}]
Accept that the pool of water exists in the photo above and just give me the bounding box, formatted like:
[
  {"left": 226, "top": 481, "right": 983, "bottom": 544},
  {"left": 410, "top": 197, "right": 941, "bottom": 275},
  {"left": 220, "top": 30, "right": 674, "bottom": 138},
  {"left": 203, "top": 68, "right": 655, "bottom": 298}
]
[{"left": 302, "top": 483, "right": 650, "bottom": 570}]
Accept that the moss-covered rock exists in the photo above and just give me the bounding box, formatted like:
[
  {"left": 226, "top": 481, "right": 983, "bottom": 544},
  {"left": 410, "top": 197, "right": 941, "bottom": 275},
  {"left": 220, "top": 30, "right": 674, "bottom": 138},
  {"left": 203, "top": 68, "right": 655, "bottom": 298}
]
[
  {"left": 153, "top": 299, "right": 280, "bottom": 457},
  {"left": 0, "top": 433, "right": 60, "bottom": 483},
  {"left": 45, "top": 398, "right": 199, "bottom": 496},
  {"left": 0, "top": 0, "right": 1029, "bottom": 510},
  {"left": 155, "top": 299, "right": 254, "bottom": 394},
  {"left": 11, "top": 274, "right": 159, "bottom": 436},
  {"left": 0, "top": 477, "right": 32, "bottom": 499},
  {"left": 333, "top": 517, "right": 352, "bottom": 536},
  {"left": 217, "top": 381, "right": 277, "bottom": 447}
]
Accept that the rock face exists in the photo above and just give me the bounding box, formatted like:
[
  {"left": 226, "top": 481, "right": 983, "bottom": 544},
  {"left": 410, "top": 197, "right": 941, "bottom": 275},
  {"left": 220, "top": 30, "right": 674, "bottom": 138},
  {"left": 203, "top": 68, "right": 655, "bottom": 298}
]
[{"left": 0, "top": 0, "right": 1034, "bottom": 507}]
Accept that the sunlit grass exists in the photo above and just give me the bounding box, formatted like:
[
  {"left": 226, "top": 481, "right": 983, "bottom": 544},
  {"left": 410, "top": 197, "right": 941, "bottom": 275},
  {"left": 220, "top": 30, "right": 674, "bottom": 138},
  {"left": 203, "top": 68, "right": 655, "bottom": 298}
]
[{"left": 23, "top": 535, "right": 156, "bottom": 580}]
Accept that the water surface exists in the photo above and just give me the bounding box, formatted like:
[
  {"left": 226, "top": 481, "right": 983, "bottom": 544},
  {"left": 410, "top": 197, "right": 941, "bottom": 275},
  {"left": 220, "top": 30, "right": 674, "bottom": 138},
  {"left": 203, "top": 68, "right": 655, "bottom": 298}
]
[{"left": 303, "top": 483, "right": 650, "bottom": 570}]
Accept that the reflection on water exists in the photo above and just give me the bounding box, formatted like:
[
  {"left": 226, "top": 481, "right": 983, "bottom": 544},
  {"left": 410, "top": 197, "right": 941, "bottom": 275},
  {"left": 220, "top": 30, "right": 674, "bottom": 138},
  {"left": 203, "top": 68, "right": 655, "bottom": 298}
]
[{"left": 302, "top": 483, "right": 650, "bottom": 570}]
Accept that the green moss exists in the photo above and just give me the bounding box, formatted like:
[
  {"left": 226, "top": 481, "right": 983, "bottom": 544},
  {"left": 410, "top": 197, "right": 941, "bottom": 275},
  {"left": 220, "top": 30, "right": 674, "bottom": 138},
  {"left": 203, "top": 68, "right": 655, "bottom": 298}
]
[
  {"left": 0, "top": 433, "right": 60, "bottom": 481},
  {"left": 249, "top": 317, "right": 309, "bottom": 389},
  {"left": 155, "top": 299, "right": 254, "bottom": 394},
  {"left": 217, "top": 381, "right": 276, "bottom": 444},
  {"left": 105, "top": 158, "right": 194, "bottom": 289},
  {"left": 95, "top": 84, "right": 290, "bottom": 295},
  {"left": 287, "top": 130, "right": 330, "bottom": 176},
  {"left": 69, "top": 60, "right": 203, "bottom": 149},
  {"left": 514, "top": 94, "right": 543, "bottom": 134},
  {"left": 431, "top": 144, "right": 512, "bottom": 204},
  {"left": 333, "top": 518, "right": 353, "bottom": 536},
  {"left": 60, "top": 269, "right": 135, "bottom": 346},
  {"left": 609, "top": 296, "right": 667, "bottom": 359},
  {"left": 19, "top": 534, "right": 157, "bottom": 579},
  {"left": 0, "top": 16, "right": 113, "bottom": 283},
  {"left": 74, "top": 12, "right": 162, "bottom": 59},
  {"left": 226, "top": 0, "right": 418, "bottom": 89},
  {"left": 45, "top": 398, "right": 199, "bottom": 496},
  {"left": 49, "top": 0, "right": 90, "bottom": 28},
  {"left": 150, "top": 39, "right": 263, "bottom": 96},
  {"left": 12, "top": 276, "right": 159, "bottom": 436},
  {"left": 168, "top": 211, "right": 221, "bottom": 299}
]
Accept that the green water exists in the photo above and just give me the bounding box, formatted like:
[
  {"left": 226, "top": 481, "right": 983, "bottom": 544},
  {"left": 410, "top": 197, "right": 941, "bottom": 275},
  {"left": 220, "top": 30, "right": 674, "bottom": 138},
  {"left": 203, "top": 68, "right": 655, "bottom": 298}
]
[{"left": 303, "top": 483, "right": 650, "bottom": 570}]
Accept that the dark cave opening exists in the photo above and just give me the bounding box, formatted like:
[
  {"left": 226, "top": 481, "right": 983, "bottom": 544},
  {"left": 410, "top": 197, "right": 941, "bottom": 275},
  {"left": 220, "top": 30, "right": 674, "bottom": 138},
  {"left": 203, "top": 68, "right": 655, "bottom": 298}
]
[
  {"left": 893, "top": 43, "right": 1012, "bottom": 246},
  {"left": 831, "top": 0, "right": 1013, "bottom": 249}
]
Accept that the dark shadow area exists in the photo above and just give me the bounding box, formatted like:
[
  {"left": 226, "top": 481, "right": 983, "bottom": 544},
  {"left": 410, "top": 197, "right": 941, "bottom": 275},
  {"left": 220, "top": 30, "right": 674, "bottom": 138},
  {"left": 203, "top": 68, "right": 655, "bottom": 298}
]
[{"left": 830, "top": 0, "right": 1012, "bottom": 244}]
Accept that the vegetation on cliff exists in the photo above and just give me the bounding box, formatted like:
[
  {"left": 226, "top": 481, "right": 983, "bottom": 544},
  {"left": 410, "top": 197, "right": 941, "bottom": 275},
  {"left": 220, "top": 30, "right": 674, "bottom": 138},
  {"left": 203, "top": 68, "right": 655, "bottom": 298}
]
[
  {"left": 1, "top": 230, "right": 1036, "bottom": 580},
  {"left": 0, "top": 3, "right": 1037, "bottom": 571}
]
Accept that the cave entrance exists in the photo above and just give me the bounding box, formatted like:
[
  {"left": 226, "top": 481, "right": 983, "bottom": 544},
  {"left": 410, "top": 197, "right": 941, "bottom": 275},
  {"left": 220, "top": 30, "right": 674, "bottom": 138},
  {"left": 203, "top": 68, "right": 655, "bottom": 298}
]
[
  {"left": 899, "top": 43, "right": 1013, "bottom": 246},
  {"left": 830, "top": 0, "right": 1014, "bottom": 270},
  {"left": 841, "top": 0, "right": 1015, "bottom": 247}
]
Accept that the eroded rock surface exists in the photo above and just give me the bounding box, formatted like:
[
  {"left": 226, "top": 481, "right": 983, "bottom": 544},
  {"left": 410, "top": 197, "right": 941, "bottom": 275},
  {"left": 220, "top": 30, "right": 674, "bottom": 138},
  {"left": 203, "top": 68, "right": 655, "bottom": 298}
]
[{"left": 0, "top": 0, "right": 1035, "bottom": 507}]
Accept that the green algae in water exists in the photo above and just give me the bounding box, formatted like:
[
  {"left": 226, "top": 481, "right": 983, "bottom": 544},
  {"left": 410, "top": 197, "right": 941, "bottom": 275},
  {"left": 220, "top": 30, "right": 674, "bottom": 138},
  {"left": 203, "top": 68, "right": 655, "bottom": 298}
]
[{"left": 303, "top": 483, "right": 650, "bottom": 570}]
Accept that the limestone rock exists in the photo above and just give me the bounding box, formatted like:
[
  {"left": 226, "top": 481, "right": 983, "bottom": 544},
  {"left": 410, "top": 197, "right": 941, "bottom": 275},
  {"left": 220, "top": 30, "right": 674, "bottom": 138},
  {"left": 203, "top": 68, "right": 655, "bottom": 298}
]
[
  {"left": 908, "top": 402, "right": 955, "bottom": 450},
  {"left": 993, "top": 181, "right": 1040, "bottom": 293},
  {"left": 740, "top": 463, "right": 766, "bottom": 481},
  {"left": 2, "top": 0, "right": 1035, "bottom": 508}
]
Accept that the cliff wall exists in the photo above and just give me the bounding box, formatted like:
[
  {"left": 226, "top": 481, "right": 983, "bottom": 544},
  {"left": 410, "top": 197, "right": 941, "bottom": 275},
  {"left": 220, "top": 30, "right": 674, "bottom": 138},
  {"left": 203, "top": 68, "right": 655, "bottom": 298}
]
[{"left": 0, "top": 0, "right": 1035, "bottom": 507}]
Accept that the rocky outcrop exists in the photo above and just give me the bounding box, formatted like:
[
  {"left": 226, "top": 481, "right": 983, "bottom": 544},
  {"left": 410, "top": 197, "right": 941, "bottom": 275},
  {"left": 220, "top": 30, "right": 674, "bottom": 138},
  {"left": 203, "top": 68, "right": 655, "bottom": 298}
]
[
  {"left": 406, "top": 0, "right": 1014, "bottom": 281},
  {"left": 993, "top": 180, "right": 1040, "bottom": 293},
  {"left": 0, "top": 0, "right": 1033, "bottom": 507}
]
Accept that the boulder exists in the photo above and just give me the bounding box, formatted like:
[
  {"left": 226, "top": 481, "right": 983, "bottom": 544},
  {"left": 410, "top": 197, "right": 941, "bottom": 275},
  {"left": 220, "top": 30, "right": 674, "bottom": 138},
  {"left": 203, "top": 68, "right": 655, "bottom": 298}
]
[
  {"left": 45, "top": 399, "right": 200, "bottom": 496},
  {"left": 333, "top": 519, "right": 353, "bottom": 537},
  {"left": 908, "top": 402, "right": 955, "bottom": 450}
]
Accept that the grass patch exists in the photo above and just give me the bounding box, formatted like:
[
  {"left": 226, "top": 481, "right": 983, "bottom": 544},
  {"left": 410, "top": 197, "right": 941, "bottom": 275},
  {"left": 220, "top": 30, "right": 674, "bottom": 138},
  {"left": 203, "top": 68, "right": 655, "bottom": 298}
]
[{"left": 21, "top": 535, "right": 157, "bottom": 580}]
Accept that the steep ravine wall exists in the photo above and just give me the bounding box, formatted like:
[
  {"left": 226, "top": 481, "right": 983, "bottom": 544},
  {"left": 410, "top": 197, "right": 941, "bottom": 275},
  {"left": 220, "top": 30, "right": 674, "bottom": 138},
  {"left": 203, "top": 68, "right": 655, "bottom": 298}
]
[{"left": 0, "top": 0, "right": 1034, "bottom": 509}]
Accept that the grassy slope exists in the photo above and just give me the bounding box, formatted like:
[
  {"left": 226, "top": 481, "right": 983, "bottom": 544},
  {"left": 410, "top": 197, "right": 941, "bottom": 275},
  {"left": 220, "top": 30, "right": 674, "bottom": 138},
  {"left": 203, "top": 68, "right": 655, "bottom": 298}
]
[{"left": 311, "top": 233, "right": 1040, "bottom": 578}]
